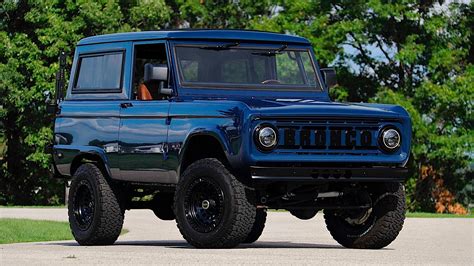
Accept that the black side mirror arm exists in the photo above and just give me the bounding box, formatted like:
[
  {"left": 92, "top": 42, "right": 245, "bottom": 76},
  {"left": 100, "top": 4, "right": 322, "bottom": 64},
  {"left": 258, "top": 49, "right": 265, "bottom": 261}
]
[{"left": 47, "top": 51, "right": 67, "bottom": 115}]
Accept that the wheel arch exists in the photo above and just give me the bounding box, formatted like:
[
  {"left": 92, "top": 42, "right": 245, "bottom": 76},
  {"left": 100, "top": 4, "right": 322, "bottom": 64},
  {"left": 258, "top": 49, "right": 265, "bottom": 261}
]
[
  {"left": 178, "top": 132, "right": 231, "bottom": 176},
  {"left": 70, "top": 151, "right": 112, "bottom": 178}
]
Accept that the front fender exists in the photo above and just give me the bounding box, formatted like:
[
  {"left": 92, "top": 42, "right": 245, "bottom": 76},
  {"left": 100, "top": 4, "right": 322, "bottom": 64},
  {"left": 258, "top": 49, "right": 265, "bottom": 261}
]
[
  {"left": 180, "top": 130, "right": 232, "bottom": 159},
  {"left": 166, "top": 100, "right": 253, "bottom": 178}
]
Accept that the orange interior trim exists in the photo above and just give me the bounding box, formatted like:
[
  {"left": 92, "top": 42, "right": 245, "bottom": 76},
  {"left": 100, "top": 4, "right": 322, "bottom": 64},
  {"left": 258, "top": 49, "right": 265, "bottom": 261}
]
[{"left": 138, "top": 83, "right": 152, "bottom": 100}]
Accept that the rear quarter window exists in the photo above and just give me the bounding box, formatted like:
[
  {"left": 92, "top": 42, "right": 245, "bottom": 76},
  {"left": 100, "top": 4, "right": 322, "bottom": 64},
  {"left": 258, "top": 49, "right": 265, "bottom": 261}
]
[{"left": 73, "top": 52, "right": 124, "bottom": 92}]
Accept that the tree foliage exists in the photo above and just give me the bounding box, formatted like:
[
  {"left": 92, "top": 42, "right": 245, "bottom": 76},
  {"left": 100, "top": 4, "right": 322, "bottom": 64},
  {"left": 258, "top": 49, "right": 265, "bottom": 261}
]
[
  {"left": 1, "top": 0, "right": 472, "bottom": 211},
  {"left": 0, "top": 0, "right": 171, "bottom": 205},
  {"left": 249, "top": 0, "right": 473, "bottom": 212}
]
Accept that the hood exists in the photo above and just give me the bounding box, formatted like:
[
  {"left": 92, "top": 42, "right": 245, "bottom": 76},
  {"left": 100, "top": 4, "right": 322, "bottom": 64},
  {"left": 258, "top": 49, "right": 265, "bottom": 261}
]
[{"left": 239, "top": 98, "right": 405, "bottom": 119}]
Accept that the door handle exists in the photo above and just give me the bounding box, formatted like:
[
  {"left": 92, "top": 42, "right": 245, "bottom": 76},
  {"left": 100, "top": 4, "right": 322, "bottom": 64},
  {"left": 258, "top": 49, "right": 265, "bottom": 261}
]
[{"left": 120, "top": 102, "right": 133, "bottom": 108}]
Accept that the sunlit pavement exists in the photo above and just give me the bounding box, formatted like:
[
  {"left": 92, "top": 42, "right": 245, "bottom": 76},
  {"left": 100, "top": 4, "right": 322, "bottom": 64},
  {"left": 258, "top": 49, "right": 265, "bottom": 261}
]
[{"left": 0, "top": 208, "right": 472, "bottom": 265}]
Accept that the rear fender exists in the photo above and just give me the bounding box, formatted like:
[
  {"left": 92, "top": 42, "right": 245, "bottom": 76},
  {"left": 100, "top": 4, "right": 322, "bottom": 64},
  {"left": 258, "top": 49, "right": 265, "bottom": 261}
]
[{"left": 54, "top": 145, "right": 113, "bottom": 178}]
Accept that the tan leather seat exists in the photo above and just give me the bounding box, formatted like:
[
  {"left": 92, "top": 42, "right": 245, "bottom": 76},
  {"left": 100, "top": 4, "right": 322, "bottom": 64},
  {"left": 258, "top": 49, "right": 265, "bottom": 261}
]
[{"left": 138, "top": 83, "right": 152, "bottom": 100}]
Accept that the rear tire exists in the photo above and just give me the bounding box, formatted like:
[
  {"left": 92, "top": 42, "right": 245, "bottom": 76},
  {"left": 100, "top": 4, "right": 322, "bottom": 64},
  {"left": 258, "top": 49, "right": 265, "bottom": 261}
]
[
  {"left": 174, "top": 158, "right": 256, "bottom": 248},
  {"left": 324, "top": 182, "right": 406, "bottom": 249},
  {"left": 68, "top": 163, "right": 124, "bottom": 245},
  {"left": 243, "top": 208, "right": 267, "bottom": 243}
]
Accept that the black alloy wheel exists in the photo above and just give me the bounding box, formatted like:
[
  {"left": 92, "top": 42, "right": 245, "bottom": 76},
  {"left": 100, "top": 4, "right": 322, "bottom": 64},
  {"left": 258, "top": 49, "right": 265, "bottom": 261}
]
[
  {"left": 184, "top": 177, "right": 225, "bottom": 233},
  {"left": 174, "top": 158, "right": 256, "bottom": 248},
  {"left": 73, "top": 180, "right": 95, "bottom": 230},
  {"left": 324, "top": 182, "right": 406, "bottom": 249},
  {"left": 68, "top": 163, "right": 124, "bottom": 245}
]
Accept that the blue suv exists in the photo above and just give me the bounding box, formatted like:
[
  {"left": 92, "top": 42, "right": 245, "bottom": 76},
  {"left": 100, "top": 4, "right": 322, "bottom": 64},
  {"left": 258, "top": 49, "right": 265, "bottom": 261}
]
[{"left": 50, "top": 30, "right": 411, "bottom": 249}]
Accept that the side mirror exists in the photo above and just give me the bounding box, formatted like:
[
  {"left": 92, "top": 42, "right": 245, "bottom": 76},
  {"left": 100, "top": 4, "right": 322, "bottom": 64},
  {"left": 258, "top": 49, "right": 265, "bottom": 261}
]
[
  {"left": 44, "top": 90, "right": 53, "bottom": 104},
  {"left": 144, "top": 63, "right": 168, "bottom": 82},
  {"left": 144, "top": 63, "right": 172, "bottom": 96},
  {"left": 320, "top": 67, "right": 337, "bottom": 89},
  {"left": 44, "top": 90, "right": 58, "bottom": 115}
]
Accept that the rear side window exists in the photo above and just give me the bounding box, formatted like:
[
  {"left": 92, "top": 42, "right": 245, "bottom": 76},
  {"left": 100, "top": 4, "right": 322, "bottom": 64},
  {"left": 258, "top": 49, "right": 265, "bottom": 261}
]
[{"left": 73, "top": 52, "right": 124, "bottom": 92}]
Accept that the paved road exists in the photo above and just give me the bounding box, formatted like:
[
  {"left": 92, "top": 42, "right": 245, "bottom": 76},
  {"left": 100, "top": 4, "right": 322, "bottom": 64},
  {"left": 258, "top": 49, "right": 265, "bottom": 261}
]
[{"left": 0, "top": 208, "right": 472, "bottom": 265}]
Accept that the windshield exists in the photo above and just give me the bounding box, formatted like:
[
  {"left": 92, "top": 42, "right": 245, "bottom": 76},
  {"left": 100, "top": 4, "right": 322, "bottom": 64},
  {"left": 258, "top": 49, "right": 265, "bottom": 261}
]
[{"left": 174, "top": 45, "right": 321, "bottom": 91}]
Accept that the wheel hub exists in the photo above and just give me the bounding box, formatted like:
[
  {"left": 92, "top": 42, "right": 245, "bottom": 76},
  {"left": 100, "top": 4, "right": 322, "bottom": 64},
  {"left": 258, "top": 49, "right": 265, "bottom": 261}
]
[
  {"left": 341, "top": 188, "right": 373, "bottom": 226},
  {"left": 201, "top": 200, "right": 210, "bottom": 209},
  {"left": 184, "top": 177, "right": 225, "bottom": 233},
  {"left": 344, "top": 207, "right": 373, "bottom": 225}
]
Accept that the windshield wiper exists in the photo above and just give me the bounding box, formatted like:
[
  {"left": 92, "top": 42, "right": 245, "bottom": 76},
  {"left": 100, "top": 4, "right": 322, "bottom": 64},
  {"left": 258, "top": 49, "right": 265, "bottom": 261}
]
[
  {"left": 252, "top": 44, "right": 288, "bottom": 56},
  {"left": 200, "top": 42, "right": 240, "bottom": 50}
]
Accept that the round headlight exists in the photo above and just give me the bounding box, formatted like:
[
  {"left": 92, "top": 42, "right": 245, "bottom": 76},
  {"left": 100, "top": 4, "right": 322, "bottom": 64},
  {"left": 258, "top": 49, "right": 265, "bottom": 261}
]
[
  {"left": 379, "top": 128, "right": 401, "bottom": 152},
  {"left": 254, "top": 125, "right": 278, "bottom": 151}
]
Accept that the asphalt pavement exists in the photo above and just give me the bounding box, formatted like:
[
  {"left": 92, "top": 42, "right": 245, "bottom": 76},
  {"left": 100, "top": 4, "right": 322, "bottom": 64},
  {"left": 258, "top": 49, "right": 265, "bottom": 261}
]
[{"left": 0, "top": 208, "right": 472, "bottom": 265}]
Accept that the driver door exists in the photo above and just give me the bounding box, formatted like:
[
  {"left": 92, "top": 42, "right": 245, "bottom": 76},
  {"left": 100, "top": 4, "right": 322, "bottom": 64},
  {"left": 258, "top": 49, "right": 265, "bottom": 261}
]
[{"left": 118, "top": 41, "right": 172, "bottom": 183}]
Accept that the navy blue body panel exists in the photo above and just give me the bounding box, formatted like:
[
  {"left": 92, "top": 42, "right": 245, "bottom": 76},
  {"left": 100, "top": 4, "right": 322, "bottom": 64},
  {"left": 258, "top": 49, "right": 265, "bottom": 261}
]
[
  {"left": 54, "top": 101, "right": 121, "bottom": 178},
  {"left": 165, "top": 101, "right": 249, "bottom": 178},
  {"left": 167, "top": 99, "right": 411, "bottom": 169},
  {"left": 118, "top": 100, "right": 171, "bottom": 182},
  {"left": 53, "top": 30, "right": 412, "bottom": 184}
]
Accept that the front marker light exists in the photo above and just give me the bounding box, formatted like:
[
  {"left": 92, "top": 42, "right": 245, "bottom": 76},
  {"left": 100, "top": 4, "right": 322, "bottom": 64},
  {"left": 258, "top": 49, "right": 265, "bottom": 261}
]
[{"left": 254, "top": 125, "right": 278, "bottom": 152}]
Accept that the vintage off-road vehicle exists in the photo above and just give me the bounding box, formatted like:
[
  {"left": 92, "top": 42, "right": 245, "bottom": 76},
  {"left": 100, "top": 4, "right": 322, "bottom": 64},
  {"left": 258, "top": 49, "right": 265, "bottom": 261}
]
[{"left": 49, "top": 30, "right": 411, "bottom": 249}]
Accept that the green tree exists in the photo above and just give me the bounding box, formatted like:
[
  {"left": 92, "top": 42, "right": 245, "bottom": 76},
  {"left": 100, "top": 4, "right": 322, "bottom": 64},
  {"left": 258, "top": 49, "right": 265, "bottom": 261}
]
[
  {"left": 250, "top": 0, "right": 473, "bottom": 212},
  {"left": 1, "top": 0, "right": 472, "bottom": 211},
  {"left": 0, "top": 0, "right": 170, "bottom": 205},
  {"left": 166, "top": 0, "right": 273, "bottom": 28}
]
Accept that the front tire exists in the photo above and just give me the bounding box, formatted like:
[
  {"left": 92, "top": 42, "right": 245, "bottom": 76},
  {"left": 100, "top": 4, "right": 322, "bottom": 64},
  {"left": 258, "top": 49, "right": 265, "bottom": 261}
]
[
  {"left": 324, "top": 182, "right": 406, "bottom": 249},
  {"left": 174, "top": 158, "right": 256, "bottom": 248},
  {"left": 68, "top": 163, "right": 124, "bottom": 245},
  {"left": 243, "top": 208, "right": 267, "bottom": 243}
]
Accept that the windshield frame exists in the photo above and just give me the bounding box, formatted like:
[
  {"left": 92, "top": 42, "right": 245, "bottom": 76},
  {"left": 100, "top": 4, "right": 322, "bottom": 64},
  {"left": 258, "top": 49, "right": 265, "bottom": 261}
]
[{"left": 171, "top": 42, "right": 324, "bottom": 92}]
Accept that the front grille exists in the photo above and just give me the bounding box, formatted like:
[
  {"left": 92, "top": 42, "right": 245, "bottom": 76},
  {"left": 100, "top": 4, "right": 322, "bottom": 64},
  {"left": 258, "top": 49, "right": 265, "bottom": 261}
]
[{"left": 274, "top": 118, "right": 385, "bottom": 156}]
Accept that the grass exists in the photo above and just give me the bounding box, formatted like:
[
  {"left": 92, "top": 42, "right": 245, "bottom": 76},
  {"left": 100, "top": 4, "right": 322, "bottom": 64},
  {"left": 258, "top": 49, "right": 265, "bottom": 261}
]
[
  {"left": 406, "top": 212, "right": 474, "bottom": 218},
  {"left": 269, "top": 209, "right": 474, "bottom": 218},
  {"left": 0, "top": 218, "right": 129, "bottom": 244},
  {"left": 0, "top": 218, "right": 73, "bottom": 244},
  {"left": 0, "top": 205, "right": 66, "bottom": 208}
]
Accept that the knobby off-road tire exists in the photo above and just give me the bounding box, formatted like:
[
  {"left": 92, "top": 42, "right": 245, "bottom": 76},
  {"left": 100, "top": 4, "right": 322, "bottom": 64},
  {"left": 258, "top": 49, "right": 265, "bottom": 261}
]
[
  {"left": 324, "top": 182, "right": 406, "bottom": 249},
  {"left": 174, "top": 158, "right": 256, "bottom": 248},
  {"left": 68, "top": 163, "right": 124, "bottom": 245},
  {"left": 243, "top": 208, "right": 267, "bottom": 244}
]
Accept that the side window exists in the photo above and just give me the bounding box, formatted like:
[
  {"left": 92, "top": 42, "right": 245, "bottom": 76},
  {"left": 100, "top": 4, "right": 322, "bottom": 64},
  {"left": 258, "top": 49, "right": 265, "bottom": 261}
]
[
  {"left": 132, "top": 43, "right": 168, "bottom": 101},
  {"left": 74, "top": 52, "right": 124, "bottom": 92},
  {"left": 180, "top": 60, "right": 198, "bottom": 82}
]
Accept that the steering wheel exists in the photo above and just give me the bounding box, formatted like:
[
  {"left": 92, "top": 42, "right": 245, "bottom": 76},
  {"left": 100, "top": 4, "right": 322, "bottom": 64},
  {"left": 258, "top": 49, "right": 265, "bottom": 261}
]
[{"left": 261, "top": 79, "right": 282, "bottom": 85}]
